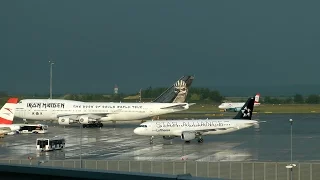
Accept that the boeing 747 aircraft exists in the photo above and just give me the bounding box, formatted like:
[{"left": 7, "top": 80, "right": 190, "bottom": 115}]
[
  {"left": 14, "top": 100, "right": 192, "bottom": 128},
  {"left": 134, "top": 97, "right": 258, "bottom": 144},
  {"left": 13, "top": 76, "right": 195, "bottom": 128},
  {"left": 218, "top": 93, "right": 260, "bottom": 112}
]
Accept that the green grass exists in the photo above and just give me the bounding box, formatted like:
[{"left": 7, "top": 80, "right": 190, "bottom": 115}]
[
  {"left": 155, "top": 104, "right": 320, "bottom": 119},
  {"left": 254, "top": 104, "right": 320, "bottom": 113}
]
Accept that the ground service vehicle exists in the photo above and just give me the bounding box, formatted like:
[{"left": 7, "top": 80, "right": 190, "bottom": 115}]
[
  {"left": 19, "top": 124, "right": 48, "bottom": 134},
  {"left": 36, "top": 136, "right": 65, "bottom": 151}
]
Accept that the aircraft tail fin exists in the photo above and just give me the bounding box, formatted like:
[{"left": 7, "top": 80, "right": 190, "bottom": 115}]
[
  {"left": 0, "top": 98, "right": 19, "bottom": 124},
  {"left": 233, "top": 96, "right": 255, "bottom": 120},
  {"left": 152, "top": 75, "right": 194, "bottom": 103},
  {"left": 255, "top": 93, "right": 260, "bottom": 103}
]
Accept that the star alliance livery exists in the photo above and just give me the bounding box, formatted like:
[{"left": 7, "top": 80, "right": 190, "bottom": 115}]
[
  {"left": 134, "top": 96, "right": 258, "bottom": 144},
  {"left": 218, "top": 93, "right": 260, "bottom": 112}
]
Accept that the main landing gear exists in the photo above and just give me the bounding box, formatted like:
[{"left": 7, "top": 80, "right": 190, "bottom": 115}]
[
  {"left": 23, "top": 119, "right": 28, "bottom": 124},
  {"left": 184, "top": 137, "right": 204, "bottom": 144},
  {"left": 82, "top": 122, "right": 103, "bottom": 128},
  {"left": 150, "top": 136, "right": 154, "bottom": 144},
  {"left": 112, "top": 121, "right": 116, "bottom": 129}
]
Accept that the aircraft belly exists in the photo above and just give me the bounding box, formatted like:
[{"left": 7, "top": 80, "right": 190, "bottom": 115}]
[
  {"left": 155, "top": 131, "right": 171, "bottom": 136},
  {"left": 204, "top": 129, "right": 237, "bottom": 135},
  {"left": 172, "top": 130, "right": 181, "bottom": 136},
  {"left": 156, "top": 109, "right": 173, "bottom": 116},
  {"left": 100, "top": 113, "right": 146, "bottom": 121}
]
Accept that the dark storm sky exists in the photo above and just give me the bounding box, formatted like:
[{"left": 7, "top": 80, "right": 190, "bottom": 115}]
[{"left": 1, "top": 1, "right": 320, "bottom": 95}]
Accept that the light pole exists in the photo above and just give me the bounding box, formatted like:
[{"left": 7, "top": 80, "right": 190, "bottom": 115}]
[
  {"left": 49, "top": 60, "right": 55, "bottom": 99},
  {"left": 286, "top": 119, "right": 295, "bottom": 180},
  {"left": 290, "top": 119, "right": 293, "bottom": 163}
]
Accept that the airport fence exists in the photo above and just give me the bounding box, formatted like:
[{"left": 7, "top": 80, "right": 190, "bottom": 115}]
[{"left": 0, "top": 159, "right": 318, "bottom": 180}]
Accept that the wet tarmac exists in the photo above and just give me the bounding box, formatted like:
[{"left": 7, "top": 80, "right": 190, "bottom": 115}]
[{"left": 0, "top": 113, "right": 319, "bottom": 162}]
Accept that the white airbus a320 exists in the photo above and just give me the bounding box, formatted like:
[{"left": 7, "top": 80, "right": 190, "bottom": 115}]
[
  {"left": 134, "top": 97, "right": 259, "bottom": 144},
  {"left": 218, "top": 93, "right": 260, "bottom": 112}
]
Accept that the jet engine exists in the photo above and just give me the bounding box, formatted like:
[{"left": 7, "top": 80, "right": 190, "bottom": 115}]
[
  {"left": 58, "top": 117, "right": 71, "bottom": 125},
  {"left": 234, "top": 107, "right": 241, "bottom": 112},
  {"left": 181, "top": 132, "right": 196, "bottom": 141},
  {"left": 163, "top": 136, "right": 175, "bottom": 140},
  {"left": 78, "top": 115, "right": 95, "bottom": 124}
]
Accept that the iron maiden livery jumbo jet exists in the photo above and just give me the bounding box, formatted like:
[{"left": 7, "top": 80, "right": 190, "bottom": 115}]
[
  {"left": 134, "top": 96, "right": 258, "bottom": 144},
  {"left": 15, "top": 99, "right": 189, "bottom": 127},
  {"left": 218, "top": 93, "right": 260, "bottom": 112},
  {"left": 13, "top": 76, "right": 195, "bottom": 128},
  {"left": 14, "top": 100, "right": 191, "bottom": 128}
]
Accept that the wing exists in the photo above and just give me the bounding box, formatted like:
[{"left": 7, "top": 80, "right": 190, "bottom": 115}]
[
  {"left": 182, "top": 127, "right": 240, "bottom": 136},
  {"left": 160, "top": 103, "right": 195, "bottom": 110},
  {"left": 56, "top": 111, "right": 121, "bottom": 120}
]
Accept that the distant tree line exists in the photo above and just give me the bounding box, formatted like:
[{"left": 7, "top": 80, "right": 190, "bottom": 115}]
[
  {"left": 141, "top": 87, "right": 224, "bottom": 103},
  {"left": 262, "top": 94, "right": 320, "bottom": 104},
  {"left": 63, "top": 93, "right": 125, "bottom": 102},
  {"left": 1, "top": 90, "right": 320, "bottom": 105}
]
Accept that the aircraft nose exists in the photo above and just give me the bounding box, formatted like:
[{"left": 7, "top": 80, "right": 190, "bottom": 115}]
[{"left": 133, "top": 128, "right": 140, "bottom": 135}]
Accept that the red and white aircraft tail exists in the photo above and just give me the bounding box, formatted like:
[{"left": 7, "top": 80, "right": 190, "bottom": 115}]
[
  {"left": 254, "top": 93, "right": 261, "bottom": 106},
  {"left": 0, "top": 98, "right": 19, "bottom": 125}
]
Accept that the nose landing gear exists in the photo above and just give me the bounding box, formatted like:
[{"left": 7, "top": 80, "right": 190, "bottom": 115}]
[
  {"left": 197, "top": 137, "right": 204, "bottom": 143},
  {"left": 82, "top": 122, "right": 103, "bottom": 128}
]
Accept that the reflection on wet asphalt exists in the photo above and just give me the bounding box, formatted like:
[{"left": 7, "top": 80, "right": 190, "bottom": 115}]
[{"left": 0, "top": 113, "right": 319, "bottom": 162}]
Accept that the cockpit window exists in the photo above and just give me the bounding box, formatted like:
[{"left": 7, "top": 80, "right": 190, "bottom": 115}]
[
  {"left": 18, "top": 101, "right": 22, "bottom": 103},
  {"left": 139, "top": 125, "right": 147, "bottom": 128}
]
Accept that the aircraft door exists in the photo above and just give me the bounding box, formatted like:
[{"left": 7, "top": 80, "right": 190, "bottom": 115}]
[
  {"left": 50, "top": 110, "right": 57, "bottom": 120},
  {"left": 16, "top": 108, "right": 26, "bottom": 118}
]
